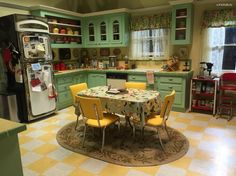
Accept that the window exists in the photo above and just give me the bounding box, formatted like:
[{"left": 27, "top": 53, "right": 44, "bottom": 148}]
[
  {"left": 223, "top": 27, "right": 236, "bottom": 69},
  {"left": 130, "top": 29, "right": 170, "bottom": 60},
  {"left": 202, "top": 27, "right": 236, "bottom": 74}
]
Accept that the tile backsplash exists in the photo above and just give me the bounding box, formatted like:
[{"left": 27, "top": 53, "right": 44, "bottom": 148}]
[{"left": 52, "top": 47, "right": 191, "bottom": 71}]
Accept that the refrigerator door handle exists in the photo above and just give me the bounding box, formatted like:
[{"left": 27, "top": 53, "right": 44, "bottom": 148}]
[{"left": 16, "top": 19, "right": 49, "bottom": 33}]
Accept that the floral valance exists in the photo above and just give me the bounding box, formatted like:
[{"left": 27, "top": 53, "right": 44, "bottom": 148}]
[
  {"left": 202, "top": 9, "right": 236, "bottom": 28},
  {"left": 131, "top": 12, "right": 171, "bottom": 31}
]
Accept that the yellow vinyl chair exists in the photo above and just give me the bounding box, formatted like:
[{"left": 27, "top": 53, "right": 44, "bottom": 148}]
[
  {"left": 144, "top": 90, "right": 175, "bottom": 150},
  {"left": 77, "top": 96, "right": 120, "bottom": 152},
  {"left": 125, "top": 82, "right": 147, "bottom": 90},
  {"left": 69, "top": 83, "right": 88, "bottom": 130},
  {"left": 69, "top": 83, "right": 88, "bottom": 104},
  {"left": 124, "top": 82, "right": 147, "bottom": 128}
]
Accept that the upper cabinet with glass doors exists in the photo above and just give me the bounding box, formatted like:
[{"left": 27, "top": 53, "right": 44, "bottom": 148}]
[
  {"left": 98, "top": 17, "right": 109, "bottom": 44},
  {"left": 84, "top": 13, "right": 129, "bottom": 48},
  {"left": 85, "top": 19, "right": 97, "bottom": 46},
  {"left": 110, "top": 15, "right": 122, "bottom": 44},
  {"left": 171, "top": 3, "right": 193, "bottom": 45}
]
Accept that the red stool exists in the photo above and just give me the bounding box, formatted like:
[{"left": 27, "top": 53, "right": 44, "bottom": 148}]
[{"left": 217, "top": 73, "right": 236, "bottom": 121}]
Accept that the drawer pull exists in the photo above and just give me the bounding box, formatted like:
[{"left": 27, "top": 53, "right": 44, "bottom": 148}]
[
  {"left": 169, "top": 78, "right": 173, "bottom": 81},
  {"left": 169, "top": 86, "right": 173, "bottom": 89}
]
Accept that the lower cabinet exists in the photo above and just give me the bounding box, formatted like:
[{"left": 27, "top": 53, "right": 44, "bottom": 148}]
[
  {"left": 128, "top": 73, "right": 153, "bottom": 90},
  {"left": 87, "top": 73, "right": 106, "bottom": 88},
  {"left": 55, "top": 72, "right": 87, "bottom": 110},
  {"left": 55, "top": 74, "right": 74, "bottom": 110},
  {"left": 54, "top": 70, "right": 192, "bottom": 112},
  {"left": 156, "top": 76, "right": 190, "bottom": 112},
  {"left": 74, "top": 72, "right": 87, "bottom": 83}
]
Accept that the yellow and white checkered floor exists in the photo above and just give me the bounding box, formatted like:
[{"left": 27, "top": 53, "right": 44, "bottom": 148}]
[{"left": 19, "top": 106, "right": 236, "bottom": 176}]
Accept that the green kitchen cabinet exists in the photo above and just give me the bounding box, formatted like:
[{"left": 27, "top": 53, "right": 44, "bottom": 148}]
[
  {"left": 87, "top": 73, "right": 106, "bottom": 88},
  {"left": 97, "top": 16, "right": 109, "bottom": 45},
  {"left": 156, "top": 76, "right": 190, "bottom": 112},
  {"left": 73, "top": 72, "right": 87, "bottom": 84},
  {"left": 54, "top": 74, "right": 74, "bottom": 110},
  {"left": 0, "top": 119, "right": 26, "bottom": 176},
  {"left": 128, "top": 74, "right": 147, "bottom": 82},
  {"left": 84, "top": 17, "right": 98, "bottom": 47},
  {"left": 109, "top": 15, "right": 123, "bottom": 45},
  {"left": 54, "top": 71, "right": 87, "bottom": 110},
  {"left": 108, "top": 13, "right": 129, "bottom": 47},
  {"left": 128, "top": 74, "right": 154, "bottom": 90},
  {"left": 31, "top": 9, "right": 84, "bottom": 48},
  {"left": 171, "top": 3, "right": 193, "bottom": 45},
  {"left": 84, "top": 13, "right": 129, "bottom": 47}
]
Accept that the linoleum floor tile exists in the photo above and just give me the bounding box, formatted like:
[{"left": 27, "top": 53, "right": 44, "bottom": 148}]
[{"left": 18, "top": 107, "right": 236, "bottom": 176}]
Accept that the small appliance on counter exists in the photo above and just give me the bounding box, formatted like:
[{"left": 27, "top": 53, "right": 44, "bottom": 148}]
[
  {"left": 108, "top": 55, "right": 117, "bottom": 68},
  {"left": 182, "top": 61, "right": 190, "bottom": 71},
  {"left": 198, "top": 62, "right": 214, "bottom": 79},
  {"left": 124, "top": 55, "right": 130, "bottom": 69}
]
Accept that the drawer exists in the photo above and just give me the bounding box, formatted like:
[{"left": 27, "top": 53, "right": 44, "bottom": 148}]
[
  {"left": 58, "top": 91, "right": 72, "bottom": 103},
  {"left": 128, "top": 75, "right": 146, "bottom": 82},
  {"left": 158, "top": 83, "right": 182, "bottom": 92},
  {"left": 159, "top": 77, "right": 182, "bottom": 84},
  {"left": 57, "top": 84, "right": 71, "bottom": 92},
  {"left": 88, "top": 74, "right": 106, "bottom": 78},
  {"left": 74, "top": 74, "right": 86, "bottom": 83},
  {"left": 57, "top": 76, "right": 73, "bottom": 84},
  {"left": 159, "top": 91, "right": 183, "bottom": 106}
]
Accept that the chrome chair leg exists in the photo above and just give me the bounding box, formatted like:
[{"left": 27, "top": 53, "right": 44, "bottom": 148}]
[
  {"left": 125, "top": 116, "right": 133, "bottom": 128},
  {"left": 117, "top": 120, "right": 121, "bottom": 132},
  {"left": 82, "top": 124, "right": 87, "bottom": 147},
  {"left": 132, "top": 124, "right": 136, "bottom": 138},
  {"left": 101, "top": 127, "right": 106, "bottom": 152},
  {"left": 164, "top": 124, "right": 170, "bottom": 140},
  {"left": 74, "top": 115, "right": 79, "bottom": 130},
  {"left": 157, "top": 128, "right": 164, "bottom": 151}
]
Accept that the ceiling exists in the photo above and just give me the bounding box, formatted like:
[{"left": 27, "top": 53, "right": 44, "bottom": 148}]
[
  {"left": 69, "top": 0, "right": 172, "bottom": 13},
  {"left": 1, "top": 0, "right": 234, "bottom": 14}
]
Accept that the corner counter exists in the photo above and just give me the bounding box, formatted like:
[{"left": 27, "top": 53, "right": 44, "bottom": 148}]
[
  {"left": 54, "top": 69, "right": 193, "bottom": 76},
  {"left": 0, "top": 118, "right": 26, "bottom": 176}
]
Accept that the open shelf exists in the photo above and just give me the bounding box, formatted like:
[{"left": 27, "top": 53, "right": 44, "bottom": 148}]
[{"left": 190, "top": 77, "right": 218, "bottom": 115}]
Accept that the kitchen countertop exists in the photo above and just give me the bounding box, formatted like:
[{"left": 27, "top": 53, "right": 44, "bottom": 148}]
[
  {"left": 54, "top": 69, "right": 194, "bottom": 77},
  {"left": 0, "top": 118, "right": 26, "bottom": 139}
]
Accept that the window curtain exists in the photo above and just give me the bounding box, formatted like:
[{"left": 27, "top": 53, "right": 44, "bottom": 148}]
[
  {"left": 201, "top": 9, "right": 236, "bottom": 75},
  {"left": 202, "top": 9, "right": 236, "bottom": 28},
  {"left": 131, "top": 13, "right": 171, "bottom": 31},
  {"left": 202, "top": 28, "right": 225, "bottom": 75},
  {"left": 130, "top": 13, "right": 171, "bottom": 60}
]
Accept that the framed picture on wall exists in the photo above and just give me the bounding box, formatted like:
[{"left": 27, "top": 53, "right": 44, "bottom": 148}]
[{"left": 179, "top": 47, "right": 188, "bottom": 59}]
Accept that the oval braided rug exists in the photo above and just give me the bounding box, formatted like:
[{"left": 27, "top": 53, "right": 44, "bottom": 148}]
[{"left": 56, "top": 121, "right": 189, "bottom": 167}]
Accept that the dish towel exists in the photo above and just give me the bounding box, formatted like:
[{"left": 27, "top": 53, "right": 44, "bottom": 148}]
[{"left": 146, "top": 70, "right": 154, "bottom": 84}]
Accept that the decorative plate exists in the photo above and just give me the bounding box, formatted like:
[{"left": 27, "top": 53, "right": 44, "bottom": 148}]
[
  {"left": 113, "top": 48, "right": 121, "bottom": 56},
  {"left": 72, "top": 48, "right": 79, "bottom": 58},
  {"left": 91, "top": 49, "right": 97, "bottom": 57},
  {"left": 100, "top": 48, "right": 110, "bottom": 56},
  {"left": 80, "top": 48, "right": 89, "bottom": 57}
]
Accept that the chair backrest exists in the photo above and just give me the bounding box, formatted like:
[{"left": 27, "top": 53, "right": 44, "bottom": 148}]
[
  {"left": 125, "top": 82, "right": 147, "bottom": 90},
  {"left": 76, "top": 96, "right": 104, "bottom": 125},
  {"left": 160, "top": 90, "right": 176, "bottom": 120},
  {"left": 220, "top": 73, "right": 236, "bottom": 87},
  {"left": 69, "top": 83, "right": 88, "bottom": 103}
]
